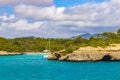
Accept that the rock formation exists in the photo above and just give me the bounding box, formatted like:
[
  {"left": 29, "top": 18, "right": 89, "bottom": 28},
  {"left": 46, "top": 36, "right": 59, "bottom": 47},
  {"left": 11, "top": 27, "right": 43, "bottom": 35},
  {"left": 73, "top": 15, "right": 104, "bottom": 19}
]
[
  {"left": 48, "top": 50, "right": 65, "bottom": 60},
  {"left": 0, "top": 51, "right": 25, "bottom": 56},
  {"left": 48, "top": 44, "right": 120, "bottom": 62}
]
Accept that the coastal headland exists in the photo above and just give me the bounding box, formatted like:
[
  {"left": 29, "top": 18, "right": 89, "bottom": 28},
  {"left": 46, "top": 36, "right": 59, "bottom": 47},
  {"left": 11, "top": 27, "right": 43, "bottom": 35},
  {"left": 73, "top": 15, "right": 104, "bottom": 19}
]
[
  {"left": 0, "top": 28, "right": 120, "bottom": 59},
  {"left": 48, "top": 44, "right": 120, "bottom": 62}
]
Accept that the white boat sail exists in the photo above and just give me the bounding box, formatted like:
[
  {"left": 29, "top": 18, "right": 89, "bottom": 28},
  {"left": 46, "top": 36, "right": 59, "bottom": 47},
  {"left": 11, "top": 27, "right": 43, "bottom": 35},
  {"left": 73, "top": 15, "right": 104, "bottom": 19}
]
[{"left": 43, "top": 38, "right": 51, "bottom": 58}]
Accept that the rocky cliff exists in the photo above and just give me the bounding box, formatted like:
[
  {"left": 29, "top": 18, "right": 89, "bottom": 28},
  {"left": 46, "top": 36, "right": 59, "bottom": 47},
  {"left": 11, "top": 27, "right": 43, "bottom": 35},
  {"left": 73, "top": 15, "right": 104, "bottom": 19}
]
[{"left": 48, "top": 44, "right": 120, "bottom": 62}]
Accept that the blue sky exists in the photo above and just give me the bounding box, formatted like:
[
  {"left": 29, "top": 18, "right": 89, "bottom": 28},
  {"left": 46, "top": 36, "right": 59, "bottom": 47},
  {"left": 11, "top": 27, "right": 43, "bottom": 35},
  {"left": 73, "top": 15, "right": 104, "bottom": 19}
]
[
  {"left": 0, "top": 6, "right": 14, "bottom": 15},
  {"left": 55, "top": 0, "right": 107, "bottom": 7},
  {"left": 0, "top": 0, "right": 119, "bottom": 38}
]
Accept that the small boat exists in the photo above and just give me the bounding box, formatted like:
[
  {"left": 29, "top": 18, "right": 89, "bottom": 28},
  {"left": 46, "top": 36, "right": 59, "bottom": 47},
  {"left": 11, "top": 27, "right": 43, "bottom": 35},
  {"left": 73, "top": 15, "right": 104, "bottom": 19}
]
[
  {"left": 43, "top": 50, "right": 49, "bottom": 53},
  {"left": 43, "top": 38, "right": 51, "bottom": 58},
  {"left": 43, "top": 54, "right": 49, "bottom": 58}
]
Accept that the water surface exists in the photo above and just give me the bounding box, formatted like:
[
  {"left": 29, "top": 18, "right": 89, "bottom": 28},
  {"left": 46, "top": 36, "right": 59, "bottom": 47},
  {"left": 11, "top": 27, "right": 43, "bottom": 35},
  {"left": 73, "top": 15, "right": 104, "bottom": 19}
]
[{"left": 0, "top": 54, "right": 120, "bottom": 80}]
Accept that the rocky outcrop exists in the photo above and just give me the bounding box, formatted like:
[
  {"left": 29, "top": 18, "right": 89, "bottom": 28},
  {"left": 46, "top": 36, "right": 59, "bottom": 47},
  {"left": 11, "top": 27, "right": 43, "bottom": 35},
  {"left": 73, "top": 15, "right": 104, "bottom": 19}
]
[
  {"left": 48, "top": 44, "right": 120, "bottom": 62},
  {"left": 0, "top": 51, "right": 25, "bottom": 56},
  {"left": 110, "top": 52, "right": 120, "bottom": 61},
  {"left": 59, "top": 53, "right": 106, "bottom": 61},
  {"left": 48, "top": 50, "right": 65, "bottom": 60},
  {"left": 47, "top": 54, "right": 58, "bottom": 60}
]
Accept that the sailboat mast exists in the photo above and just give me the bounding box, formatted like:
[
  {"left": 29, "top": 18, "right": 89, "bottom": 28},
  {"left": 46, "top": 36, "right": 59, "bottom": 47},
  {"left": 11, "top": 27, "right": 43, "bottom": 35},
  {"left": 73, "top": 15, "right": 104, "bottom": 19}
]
[{"left": 48, "top": 38, "right": 50, "bottom": 53}]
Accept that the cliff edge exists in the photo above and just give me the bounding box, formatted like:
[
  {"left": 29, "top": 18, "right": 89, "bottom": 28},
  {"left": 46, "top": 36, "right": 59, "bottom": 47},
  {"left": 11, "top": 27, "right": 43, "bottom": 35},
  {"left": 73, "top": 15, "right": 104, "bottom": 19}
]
[{"left": 48, "top": 44, "right": 120, "bottom": 62}]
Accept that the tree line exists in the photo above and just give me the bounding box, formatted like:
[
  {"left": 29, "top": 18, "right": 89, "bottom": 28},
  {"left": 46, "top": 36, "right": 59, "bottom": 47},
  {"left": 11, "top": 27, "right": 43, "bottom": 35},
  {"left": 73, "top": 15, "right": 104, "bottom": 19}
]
[{"left": 0, "top": 29, "right": 120, "bottom": 54}]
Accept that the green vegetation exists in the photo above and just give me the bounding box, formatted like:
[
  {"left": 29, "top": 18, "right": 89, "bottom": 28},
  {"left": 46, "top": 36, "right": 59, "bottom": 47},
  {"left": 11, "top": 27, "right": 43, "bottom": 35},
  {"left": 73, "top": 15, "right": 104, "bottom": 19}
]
[{"left": 0, "top": 29, "right": 120, "bottom": 54}]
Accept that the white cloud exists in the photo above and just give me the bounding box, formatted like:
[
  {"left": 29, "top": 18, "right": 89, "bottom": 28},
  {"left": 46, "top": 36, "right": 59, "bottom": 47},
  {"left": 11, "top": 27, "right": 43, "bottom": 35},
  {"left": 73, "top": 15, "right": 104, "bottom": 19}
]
[
  {"left": 112, "top": 0, "right": 120, "bottom": 4},
  {"left": 14, "top": 0, "right": 120, "bottom": 27},
  {"left": 1, "top": 0, "right": 120, "bottom": 38},
  {"left": 15, "top": 4, "right": 88, "bottom": 21},
  {"left": 0, "top": 15, "right": 16, "bottom": 21},
  {"left": 10, "top": 19, "right": 43, "bottom": 30},
  {"left": 22, "top": 0, "right": 53, "bottom": 6},
  {"left": 0, "top": 27, "right": 1, "bottom": 30},
  {"left": 15, "top": 4, "right": 56, "bottom": 20},
  {"left": 0, "top": 0, "right": 53, "bottom": 6},
  {"left": 0, "top": 19, "right": 43, "bottom": 30},
  {"left": 0, "top": 0, "right": 20, "bottom": 6}
]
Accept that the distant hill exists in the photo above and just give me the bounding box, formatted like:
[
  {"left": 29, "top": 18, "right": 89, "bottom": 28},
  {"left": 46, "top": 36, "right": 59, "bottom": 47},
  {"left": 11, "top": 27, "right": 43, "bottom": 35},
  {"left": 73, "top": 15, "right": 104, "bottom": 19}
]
[
  {"left": 71, "top": 33, "right": 97, "bottom": 39},
  {"left": 81, "top": 33, "right": 92, "bottom": 39}
]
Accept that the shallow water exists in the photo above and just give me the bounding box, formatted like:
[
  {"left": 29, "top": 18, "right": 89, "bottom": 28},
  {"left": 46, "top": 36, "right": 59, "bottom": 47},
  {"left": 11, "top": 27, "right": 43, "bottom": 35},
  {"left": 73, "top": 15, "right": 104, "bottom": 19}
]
[{"left": 0, "top": 54, "right": 120, "bottom": 80}]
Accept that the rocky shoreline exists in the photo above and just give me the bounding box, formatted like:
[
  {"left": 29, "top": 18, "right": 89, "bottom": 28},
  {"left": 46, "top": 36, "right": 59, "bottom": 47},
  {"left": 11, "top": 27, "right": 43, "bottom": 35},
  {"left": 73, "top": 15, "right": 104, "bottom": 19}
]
[
  {"left": 0, "top": 51, "right": 49, "bottom": 56},
  {"left": 48, "top": 44, "right": 120, "bottom": 62},
  {"left": 0, "top": 51, "right": 25, "bottom": 56}
]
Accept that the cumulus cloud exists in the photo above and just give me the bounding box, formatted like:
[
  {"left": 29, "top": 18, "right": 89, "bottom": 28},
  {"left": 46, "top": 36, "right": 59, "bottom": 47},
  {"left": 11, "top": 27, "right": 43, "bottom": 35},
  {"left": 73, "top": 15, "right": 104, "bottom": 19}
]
[
  {"left": 0, "top": 16, "right": 43, "bottom": 30},
  {"left": 9, "top": 19, "right": 43, "bottom": 30},
  {"left": 0, "top": 0, "right": 20, "bottom": 6},
  {"left": 0, "top": 15, "right": 16, "bottom": 21},
  {"left": 23, "top": 0, "right": 53, "bottom": 6},
  {"left": 112, "top": 0, "right": 120, "bottom": 4},
  {"left": 0, "top": 0, "right": 53, "bottom": 6},
  {"left": 15, "top": 4, "right": 56, "bottom": 20},
  {"left": 1, "top": 0, "right": 120, "bottom": 38},
  {"left": 15, "top": 4, "right": 88, "bottom": 21},
  {"left": 14, "top": 0, "right": 120, "bottom": 26}
]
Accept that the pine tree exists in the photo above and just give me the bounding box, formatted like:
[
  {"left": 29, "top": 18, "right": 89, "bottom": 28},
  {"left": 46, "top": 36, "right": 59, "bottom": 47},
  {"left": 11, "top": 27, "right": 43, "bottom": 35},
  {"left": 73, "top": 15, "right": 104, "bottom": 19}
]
[{"left": 117, "top": 28, "right": 120, "bottom": 38}]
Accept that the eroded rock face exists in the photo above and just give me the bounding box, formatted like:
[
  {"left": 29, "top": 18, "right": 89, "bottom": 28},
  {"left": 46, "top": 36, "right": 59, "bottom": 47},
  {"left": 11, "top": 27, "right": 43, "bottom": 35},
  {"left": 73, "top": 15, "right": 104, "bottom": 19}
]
[
  {"left": 48, "top": 44, "right": 120, "bottom": 62},
  {"left": 48, "top": 50, "right": 65, "bottom": 60},
  {"left": 110, "top": 52, "right": 120, "bottom": 61},
  {"left": 59, "top": 52, "right": 106, "bottom": 61},
  {"left": 47, "top": 54, "right": 58, "bottom": 60},
  {"left": 101, "top": 55, "right": 112, "bottom": 61},
  {"left": 59, "top": 53, "right": 120, "bottom": 62}
]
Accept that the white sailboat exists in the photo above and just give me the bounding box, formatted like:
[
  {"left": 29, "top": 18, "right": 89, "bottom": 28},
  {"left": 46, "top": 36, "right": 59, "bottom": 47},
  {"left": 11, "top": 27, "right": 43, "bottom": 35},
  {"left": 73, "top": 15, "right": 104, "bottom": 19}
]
[
  {"left": 43, "top": 54, "right": 49, "bottom": 58},
  {"left": 43, "top": 38, "right": 51, "bottom": 58}
]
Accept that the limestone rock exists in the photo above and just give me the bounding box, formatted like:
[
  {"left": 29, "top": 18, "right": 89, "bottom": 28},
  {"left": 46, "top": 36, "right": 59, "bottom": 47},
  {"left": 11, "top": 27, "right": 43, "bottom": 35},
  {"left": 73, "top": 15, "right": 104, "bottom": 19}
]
[
  {"left": 48, "top": 50, "right": 65, "bottom": 60},
  {"left": 0, "top": 51, "right": 25, "bottom": 56},
  {"left": 48, "top": 54, "right": 58, "bottom": 60},
  {"left": 48, "top": 44, "right": 120, "bottom": 62}
]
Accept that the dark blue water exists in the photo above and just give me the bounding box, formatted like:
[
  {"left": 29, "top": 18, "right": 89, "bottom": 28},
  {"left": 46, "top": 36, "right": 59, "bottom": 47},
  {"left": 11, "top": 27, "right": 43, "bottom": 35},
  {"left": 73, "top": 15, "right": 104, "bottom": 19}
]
[{"left": 0, "top": 54, "right": 120, "bottom": 80}]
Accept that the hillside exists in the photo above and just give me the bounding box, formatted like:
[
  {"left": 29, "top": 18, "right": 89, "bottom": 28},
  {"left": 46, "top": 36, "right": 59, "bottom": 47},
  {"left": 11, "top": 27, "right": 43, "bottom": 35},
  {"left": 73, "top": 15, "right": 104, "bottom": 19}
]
[{"left": 0, "top": 29, "right": 120, "bottom": 55}]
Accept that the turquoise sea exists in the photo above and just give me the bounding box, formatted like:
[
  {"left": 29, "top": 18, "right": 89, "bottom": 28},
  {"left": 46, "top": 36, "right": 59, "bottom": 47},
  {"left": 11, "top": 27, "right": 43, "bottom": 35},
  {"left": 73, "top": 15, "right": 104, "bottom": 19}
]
[{"left": 0, "top": 54, "right": 120, "bottom": 80}]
